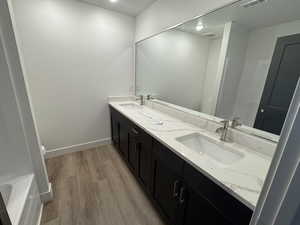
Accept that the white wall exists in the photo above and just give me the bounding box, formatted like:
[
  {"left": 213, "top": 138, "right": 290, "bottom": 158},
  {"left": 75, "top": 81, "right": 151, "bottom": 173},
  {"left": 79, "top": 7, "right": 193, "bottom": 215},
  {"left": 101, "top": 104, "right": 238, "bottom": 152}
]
[
  {"left": 201, "top": 38, "right": 222, "bottom": 114},
  {"left": 135, "top": 0, "right": 235, "bottom": 42},
  {"left": 136, "top": 29, "right": 211, "bottom": 111},
  {"left": 10, "top": 0, "right": 135, "bottom": 151},
  {"left": 233, "top": 20, "right": 300, "bottom": 126}
]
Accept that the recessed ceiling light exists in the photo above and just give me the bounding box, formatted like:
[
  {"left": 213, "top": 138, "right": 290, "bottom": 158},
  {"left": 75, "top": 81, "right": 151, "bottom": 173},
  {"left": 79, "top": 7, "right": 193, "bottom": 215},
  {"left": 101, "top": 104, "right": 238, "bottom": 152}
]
[
  {"left": 110, "top": 0, "right": 118, "bottom": 3},
  {"left": 196, "top": 24, "right": 204, "bottom": 31}
]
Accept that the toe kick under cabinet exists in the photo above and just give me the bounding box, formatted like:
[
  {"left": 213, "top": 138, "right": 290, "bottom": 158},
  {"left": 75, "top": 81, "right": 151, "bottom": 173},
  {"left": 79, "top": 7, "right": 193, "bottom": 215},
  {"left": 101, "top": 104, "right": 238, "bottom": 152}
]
[{"left": 109, "top": 106, "right": 253, "bottom": 225}]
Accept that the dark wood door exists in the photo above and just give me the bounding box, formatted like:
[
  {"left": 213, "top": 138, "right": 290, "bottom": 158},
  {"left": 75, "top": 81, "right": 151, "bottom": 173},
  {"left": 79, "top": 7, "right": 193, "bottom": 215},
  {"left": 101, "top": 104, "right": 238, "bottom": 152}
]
[
  {"left": 110, "top": 107, "right": 120, "bottom": 148},
  {"left": 254, "top": 33, "right": 300, "bottom": 135},
  {"left": 119, "top": 115, "right": 129, "bottom": 159},
  {"left": 136, "top": 131, "right": 153, "bottom": 193},
  {"left": 128, "top": 125, "right": 140, "bottom": 173},
  {"left": 183, "top": 164, "right": 253, "bottom": 225},
  {"left": 180, "top": 186, "right": 233, "bottom": 225},
  {"left": 152, "top": 141, "right": 184, "bottom": 225}
]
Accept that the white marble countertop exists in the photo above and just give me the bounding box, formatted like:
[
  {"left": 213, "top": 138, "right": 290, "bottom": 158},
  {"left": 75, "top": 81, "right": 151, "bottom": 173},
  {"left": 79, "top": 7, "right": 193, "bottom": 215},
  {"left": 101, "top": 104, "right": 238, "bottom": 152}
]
[{"left": 109, "top": 101, "right": 272, "bottom": 210}]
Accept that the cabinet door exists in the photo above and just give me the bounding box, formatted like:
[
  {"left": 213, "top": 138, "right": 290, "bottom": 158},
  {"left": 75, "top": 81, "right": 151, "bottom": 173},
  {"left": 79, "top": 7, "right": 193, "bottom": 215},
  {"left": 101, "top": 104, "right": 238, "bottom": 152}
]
[
  {"left": 152, "top": 141, "right": 184, "bottom": 225},
  {"left": 110, "top": 107, "right": 120, "bottom": 148},
  {"left": 119, "top": 115, "right": 129, "bottom": 159},
  {"left": 136, "top": 132, "right": 153, "bottom": 193},
  {"left": 180, "top": 186, "right": 233, "bottom": 225},
  {"left": 183, "top": 163, "right": 253, "bottom": 225},
  {"left": 128, "top": 126, "right": 140, "bottom": 173}
]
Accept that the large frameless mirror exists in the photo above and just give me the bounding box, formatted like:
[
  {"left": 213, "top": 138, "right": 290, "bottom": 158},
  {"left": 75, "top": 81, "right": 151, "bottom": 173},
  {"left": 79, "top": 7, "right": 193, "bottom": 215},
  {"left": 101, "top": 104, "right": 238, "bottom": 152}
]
[{"left": 136, "top": 0, "right": 300, "bottom": 141}]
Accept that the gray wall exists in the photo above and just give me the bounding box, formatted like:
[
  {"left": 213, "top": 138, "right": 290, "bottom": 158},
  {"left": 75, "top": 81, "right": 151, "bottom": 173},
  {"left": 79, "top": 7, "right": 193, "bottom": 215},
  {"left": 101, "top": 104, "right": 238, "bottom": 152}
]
[{"left": 10, "top": 0, "right": 135, "bottom": 150}]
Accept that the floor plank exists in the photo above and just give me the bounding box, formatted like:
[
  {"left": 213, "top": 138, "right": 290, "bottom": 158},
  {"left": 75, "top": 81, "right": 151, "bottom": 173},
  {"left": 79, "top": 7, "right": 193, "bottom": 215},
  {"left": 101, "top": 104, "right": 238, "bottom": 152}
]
[{"left": 41, "top": 145, "right": 165, "bottom": 225}]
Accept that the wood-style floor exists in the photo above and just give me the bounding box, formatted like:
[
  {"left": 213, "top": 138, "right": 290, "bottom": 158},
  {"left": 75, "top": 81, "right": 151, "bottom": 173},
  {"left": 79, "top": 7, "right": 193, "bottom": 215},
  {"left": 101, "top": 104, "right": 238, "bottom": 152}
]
[{"left": 41, "top": 145, "right": 165, "bottom": 225}]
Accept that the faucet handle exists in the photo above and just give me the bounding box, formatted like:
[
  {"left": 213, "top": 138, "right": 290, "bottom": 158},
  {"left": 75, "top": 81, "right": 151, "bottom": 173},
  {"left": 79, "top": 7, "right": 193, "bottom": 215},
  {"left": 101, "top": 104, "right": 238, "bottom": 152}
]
[
  {"left": 220, "top": 119, "right": 230, "bottom": 124},
  {"left": 146, "top": 94, "right": 155, "bottom": 100},
  {"left": 231, "top": 117, "right": 242, "bottom": 128}
]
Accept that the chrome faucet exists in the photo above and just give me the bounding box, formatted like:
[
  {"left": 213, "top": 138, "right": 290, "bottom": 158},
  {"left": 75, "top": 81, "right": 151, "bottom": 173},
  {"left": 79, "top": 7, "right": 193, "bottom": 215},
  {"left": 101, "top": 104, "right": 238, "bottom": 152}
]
[
  {"left": 216, "top": 120, "right": 231, "bottom": 142},
  {"left": 136, "top": 95, "right": 145, "bottom": 105},
  {"left": 231, "top": 117, "right": 242, "bottom": 128}
]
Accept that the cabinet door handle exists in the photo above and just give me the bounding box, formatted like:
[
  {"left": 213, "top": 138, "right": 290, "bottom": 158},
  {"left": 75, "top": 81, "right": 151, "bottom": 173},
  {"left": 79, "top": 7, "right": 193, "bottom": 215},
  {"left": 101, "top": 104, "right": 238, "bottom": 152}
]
[
  {"left": 179, "top": 187, "right": 186, "bottom": 204},
  {"left": 173, "top": 180, "right": 180, "bottom": 198},
  {"left": 131, "top": 128, "right": 139, "bottom": 135}
]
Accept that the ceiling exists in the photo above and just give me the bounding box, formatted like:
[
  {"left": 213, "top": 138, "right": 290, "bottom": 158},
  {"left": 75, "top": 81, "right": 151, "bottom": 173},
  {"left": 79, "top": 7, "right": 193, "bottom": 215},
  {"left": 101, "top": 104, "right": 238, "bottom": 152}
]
[
  {"left": 177, "top": 0, "right": 300, "bottom": 38},
  {"left": 80, "top": 0, "right": 157, "bottom": 16}
]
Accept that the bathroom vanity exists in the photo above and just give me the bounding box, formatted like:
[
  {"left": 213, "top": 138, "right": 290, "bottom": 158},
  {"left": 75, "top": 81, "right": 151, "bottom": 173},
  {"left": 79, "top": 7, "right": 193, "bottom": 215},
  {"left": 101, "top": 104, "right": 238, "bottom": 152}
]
[{"left": 109, "top": 100, "right": 272, "bottom": 225}]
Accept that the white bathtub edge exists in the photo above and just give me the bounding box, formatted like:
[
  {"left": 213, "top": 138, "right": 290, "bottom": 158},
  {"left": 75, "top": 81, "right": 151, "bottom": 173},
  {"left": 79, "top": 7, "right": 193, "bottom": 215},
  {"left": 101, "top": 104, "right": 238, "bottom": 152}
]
[{"left": 36, "top": 203, "right": 43, "bottom": 225}]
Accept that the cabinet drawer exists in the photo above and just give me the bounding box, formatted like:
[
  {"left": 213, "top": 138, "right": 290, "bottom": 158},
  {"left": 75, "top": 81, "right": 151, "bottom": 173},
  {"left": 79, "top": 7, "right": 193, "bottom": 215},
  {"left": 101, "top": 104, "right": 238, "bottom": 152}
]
[{"left": 183, "top": 163, "right": 253, "bottom": 225}]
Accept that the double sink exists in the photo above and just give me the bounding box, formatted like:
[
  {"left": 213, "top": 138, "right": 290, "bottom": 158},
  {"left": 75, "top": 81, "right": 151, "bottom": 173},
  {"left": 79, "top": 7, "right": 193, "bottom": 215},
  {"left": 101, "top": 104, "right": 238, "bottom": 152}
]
[{"left": 119, "top": 102, "right": 245, "bottom": 166}]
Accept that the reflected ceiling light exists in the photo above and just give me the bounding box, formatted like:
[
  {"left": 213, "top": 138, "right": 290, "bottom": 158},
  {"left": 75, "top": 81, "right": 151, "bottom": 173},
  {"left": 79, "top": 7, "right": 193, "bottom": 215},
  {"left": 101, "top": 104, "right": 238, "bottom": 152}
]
[
  {"left": 196, "top": 23, "right": 204, "bottom": 31},
  {"left": 241, "top": 0, "right": 267, "bottom": 8},
  {"left": 110, "top": 0, "right": 118, "bottom": 3}
]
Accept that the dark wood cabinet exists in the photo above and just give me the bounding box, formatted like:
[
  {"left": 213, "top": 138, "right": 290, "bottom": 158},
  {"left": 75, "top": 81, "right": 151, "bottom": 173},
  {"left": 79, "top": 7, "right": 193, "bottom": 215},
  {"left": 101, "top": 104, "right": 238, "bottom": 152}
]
[
  {"left": 127, "top": 122, "right": 154, "bottom": 193},
  {"left": 182, "top": 163, "right": 253, "bottom": 225},
  {"left": 136, "top": 130, "right": 153, "bottom": 193},
  {"left": 128, "top": 125, "right": 140, "bottom": 173},
  {"left": 109, "top": 106, "right": 253, "bottom": 225},
  {"left": 152, "top": 140, "right": 184, "bottom": 225},
  {"left": 180, "top": 185, "right": 233, "bottom": 225},
  {"left": 110, "top": 107, "right": 120, "bottom": 148},
  {"left": 119, "top": 114, "right": 129, "bottom": 159},
  {"left": 110, "top": 107, "right": 154, "bottom": 193}
]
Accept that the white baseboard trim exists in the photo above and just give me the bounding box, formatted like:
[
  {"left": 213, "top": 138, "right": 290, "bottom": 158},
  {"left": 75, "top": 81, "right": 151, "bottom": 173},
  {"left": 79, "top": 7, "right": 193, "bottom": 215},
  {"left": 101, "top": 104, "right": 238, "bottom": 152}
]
[
  {"left": 36, "top": 203, "right": 44, "bottom": 225},
  {"left": 40, "top": 182, "right": 53, "bottom": 203},
  {"left": 45, "top": 138, "right": 111, "bottom": 159}
]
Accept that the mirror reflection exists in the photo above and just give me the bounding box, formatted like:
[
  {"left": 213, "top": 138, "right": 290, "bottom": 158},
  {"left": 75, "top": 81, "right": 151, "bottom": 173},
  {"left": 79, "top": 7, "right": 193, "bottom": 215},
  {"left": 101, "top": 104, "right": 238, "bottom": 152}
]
[{"left": 136, "top": 0, "right": 300, "bottom": 137}]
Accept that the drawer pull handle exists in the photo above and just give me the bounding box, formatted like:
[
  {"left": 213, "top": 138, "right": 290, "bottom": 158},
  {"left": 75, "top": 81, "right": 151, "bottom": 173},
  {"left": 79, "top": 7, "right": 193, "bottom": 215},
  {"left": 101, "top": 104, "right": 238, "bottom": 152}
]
[
  {"left": 179, "top": 187, "right": 186, "bottom": 204},
  {"left": 173, "top": 180, "right": 180, "bottom": 198},
  {"left": 131, "top": 128, "right": 139, "bottom": 135}
]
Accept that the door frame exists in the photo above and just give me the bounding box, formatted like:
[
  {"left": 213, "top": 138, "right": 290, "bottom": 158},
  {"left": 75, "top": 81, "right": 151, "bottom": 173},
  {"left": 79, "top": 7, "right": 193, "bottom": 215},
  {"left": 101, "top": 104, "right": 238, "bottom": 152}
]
[{"left": 250, "top": 80, "right": 300, "bottom": 225}]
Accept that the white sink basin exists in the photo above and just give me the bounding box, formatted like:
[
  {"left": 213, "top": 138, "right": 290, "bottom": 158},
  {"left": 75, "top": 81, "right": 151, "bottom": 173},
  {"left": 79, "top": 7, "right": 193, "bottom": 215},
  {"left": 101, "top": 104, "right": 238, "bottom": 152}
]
[
  {"left": 119, "top": 103, "right": 163, "bottom": 124},
  {"left": 119, "top": 103, "right": 142, "bottom": 110},
  {"left": 176, "top": 133, "right": 244, "bottom": 165}
]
